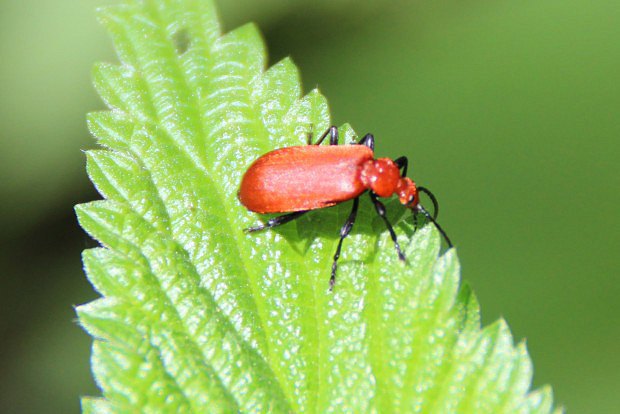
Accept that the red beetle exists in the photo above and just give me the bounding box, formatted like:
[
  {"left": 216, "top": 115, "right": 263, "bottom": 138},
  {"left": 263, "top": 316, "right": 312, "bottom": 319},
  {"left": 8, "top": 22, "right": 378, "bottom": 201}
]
[{"left": 239, "top": 126, "right": 452, "bottom": 289}]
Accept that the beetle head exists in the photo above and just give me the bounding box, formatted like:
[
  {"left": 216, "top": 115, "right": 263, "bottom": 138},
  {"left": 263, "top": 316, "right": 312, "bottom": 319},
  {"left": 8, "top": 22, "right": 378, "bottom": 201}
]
[{"left": 396, "top": 177, "right": 419, "bottom": 208}]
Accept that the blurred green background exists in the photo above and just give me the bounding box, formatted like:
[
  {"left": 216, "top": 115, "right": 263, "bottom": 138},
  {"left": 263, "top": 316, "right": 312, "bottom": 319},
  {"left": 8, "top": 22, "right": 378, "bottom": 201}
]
[{"left": 1, "top": 0, "right": 618, "bottom": 412}]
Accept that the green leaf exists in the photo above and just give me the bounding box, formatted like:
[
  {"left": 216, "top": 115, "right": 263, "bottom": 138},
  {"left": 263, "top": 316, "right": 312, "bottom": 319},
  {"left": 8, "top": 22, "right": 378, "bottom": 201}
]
[{"left": 76, "top": 0, "right": 561, "bottom": 412}]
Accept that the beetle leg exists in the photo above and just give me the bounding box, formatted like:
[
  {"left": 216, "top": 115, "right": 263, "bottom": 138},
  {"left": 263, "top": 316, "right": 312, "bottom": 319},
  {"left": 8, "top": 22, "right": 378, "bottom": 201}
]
[
  {"left": 245, "top": 211, "right": 308, "bottom": 233},
  {"left": 369, "top": 192, "right": 406, "bottom": 262},
  {"left": 330, "top": 197, "right": 360, "bottom": 290},
  {"left": 313, "top": 125, "right": 339, "bottom": 146},
  {"left": 358, "top": 133, "right": 375, "bottom": 150},
  {"left": 306, "top": 124, "right": 314, "bottom": 145},
  {"left": 394, "top": 156, "right": 408, "bottom": 177}
]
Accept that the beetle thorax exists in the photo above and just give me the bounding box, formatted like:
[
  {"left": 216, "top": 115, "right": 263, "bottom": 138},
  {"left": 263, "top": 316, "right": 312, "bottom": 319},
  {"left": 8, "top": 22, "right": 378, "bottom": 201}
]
[{"left": 360, "top": 158, "right": 401, "bottom": 197}]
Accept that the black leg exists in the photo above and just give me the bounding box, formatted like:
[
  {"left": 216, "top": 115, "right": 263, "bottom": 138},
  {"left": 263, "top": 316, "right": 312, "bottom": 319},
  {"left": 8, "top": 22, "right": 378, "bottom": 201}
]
[
  {"left": 369, "top": 192, "right": 406, "bottom": 262},
  {"left": 358, "top": 133, "right": 375, "bottom": 150},
  {"left": 245, "top": 211, "right": 308, "bottom": 233},
  {"left": 313, "top": 125, "right": 339, "bottom": 146},
  {"left": 330, "top": 198, "right": 360, "bottom": 290},
  {"left": 394, "top": 156, "right": 408, "bottom": 177},
  {"left": 306, "top": 124, "right": 314, "bottom": 145}
]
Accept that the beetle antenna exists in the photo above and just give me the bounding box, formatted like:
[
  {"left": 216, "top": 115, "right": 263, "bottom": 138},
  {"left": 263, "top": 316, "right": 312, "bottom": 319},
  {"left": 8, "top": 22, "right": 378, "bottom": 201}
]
[
  {"left": 417, "top": 186, "right": 439, "bottom": 220},
  {"left": 415, "top": 205, "right": 453, "bottom": 248}
]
